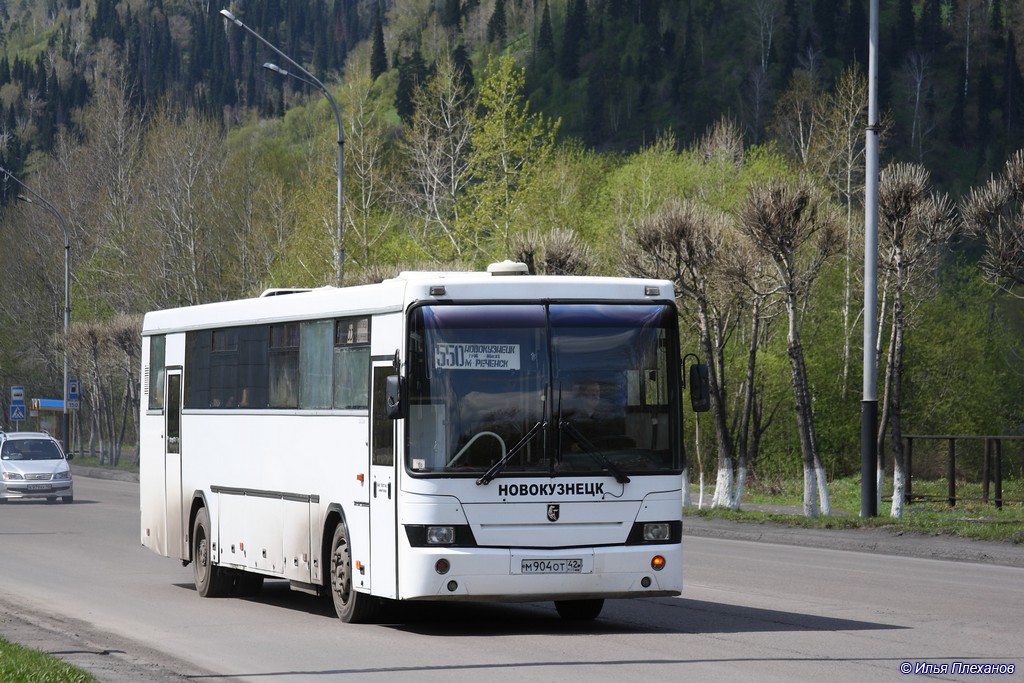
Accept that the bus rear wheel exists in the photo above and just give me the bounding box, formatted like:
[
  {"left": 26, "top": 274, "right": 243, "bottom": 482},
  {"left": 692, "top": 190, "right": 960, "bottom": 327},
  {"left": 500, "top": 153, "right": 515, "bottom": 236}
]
[
  {"left": 554, "top": 598, "right": 604, "bottom": 620},
  {"left": 329, "top": 521, "right": 379, "bottom": 623},
  {"left": 193, "top": 507, "right": 231, "bottom": 597}
]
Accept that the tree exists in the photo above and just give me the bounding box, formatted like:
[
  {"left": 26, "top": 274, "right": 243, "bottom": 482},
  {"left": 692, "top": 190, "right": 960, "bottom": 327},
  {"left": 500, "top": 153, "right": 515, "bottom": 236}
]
[
  {"left": 400, "top": 56, "right": 475, "bottom": 260},
  {"left": 138, "top": 108, "right": 229, "bottom": 306},
  {"left": 876, "top": 163, "right": 957, "bottom": 518},
  {"left": 737, "top": 177, "right": 841, "bottom": 517},
  {"left": 627, "top": 199, "right": 738, "bottom": 509},
  {"left": 464, "top": 54, "right": 559, "bottom": 261},
  {"left": 487, "top": 0, "right": 507, "bottom": 45},
  {"left": 960, "top": 150, "right": 1024, "bottom": 296},
  {"left": 370, "top": 5, "right": 388, "bottom": 80},
  {"left": 810, "top": 66, "right": 868, "bottom": 397},
  {"left": 771, "top": 69, "right": 818, "bottom": 166}
]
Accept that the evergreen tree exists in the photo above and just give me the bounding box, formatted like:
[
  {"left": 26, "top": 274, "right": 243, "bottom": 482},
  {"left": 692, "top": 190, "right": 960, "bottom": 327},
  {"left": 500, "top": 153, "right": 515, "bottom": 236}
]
[
  {"left": 949, "top": 61, "right": 968, "bottom": 147},
  {"left": 396, "top": 50, "right": 428, "bottom": 124},
  {"left": 370, "top": 5, "right": 387, "bottom": 80},
  {"left": 891, "top": 0, "right": 916, "bottom": 64},
  {"left": 919, "top": 0, "right": 945, "bottom": 55},
  {"left": 452, "top": 44, "right": 475, "bottom": 93},
  {"left": 441, "top": 0, "right": 461, "bottom": 28},
  {"left": 560, "top": 0, "right": 582, "bottom": 79},
  {"left": 1003, "top": 31, "right": 1024, "bottom": 140},
  {"left": 487, "top": 0, "right": 507, "bottom": 45},
  {"left": 538, "top": 1, "right": 555, "bottom": 55}
]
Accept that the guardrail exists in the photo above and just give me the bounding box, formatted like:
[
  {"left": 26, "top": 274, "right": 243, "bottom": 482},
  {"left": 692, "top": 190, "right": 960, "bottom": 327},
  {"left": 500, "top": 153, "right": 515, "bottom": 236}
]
[{"left": 903, "top": 435, "right": 1024, "bottom": 509}]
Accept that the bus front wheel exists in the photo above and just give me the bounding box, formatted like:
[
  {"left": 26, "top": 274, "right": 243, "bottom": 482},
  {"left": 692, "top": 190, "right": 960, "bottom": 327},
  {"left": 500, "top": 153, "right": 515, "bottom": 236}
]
[
  {"left": 329, "top": 521, "right": 379, "bottom": 623},
  {"left": 192, "top": 507, "right": 231, "bottom": 598},
  {"left": 554, "top": 598, "right": 604, "bottom": 620}
]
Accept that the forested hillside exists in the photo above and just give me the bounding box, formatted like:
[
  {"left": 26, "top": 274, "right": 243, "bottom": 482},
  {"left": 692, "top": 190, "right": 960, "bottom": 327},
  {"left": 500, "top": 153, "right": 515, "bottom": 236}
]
[
  {"left": 0, "top": 0, "right": 1021, "bottom": 512},
  {"left": 2, "top": 1, "right": 1024, "bottom": 184}
]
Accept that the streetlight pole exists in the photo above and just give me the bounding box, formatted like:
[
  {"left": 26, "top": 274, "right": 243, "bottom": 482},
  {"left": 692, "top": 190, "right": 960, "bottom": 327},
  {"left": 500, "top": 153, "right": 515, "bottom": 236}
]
[
  {"left": 861, "top": 0, "right": 880, "bottom": 518},
  {"left": 220, "top": 8, "right": 345, "bottom": 286},
  {"left": 1, "top": 167, "right": 72, "bottom": 454}
]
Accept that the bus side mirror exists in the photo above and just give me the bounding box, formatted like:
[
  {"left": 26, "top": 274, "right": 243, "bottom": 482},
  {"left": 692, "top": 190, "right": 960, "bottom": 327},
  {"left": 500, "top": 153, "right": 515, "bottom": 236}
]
[
  {"left": 385, "top": 375, "right": 406, "bottom": 419},
  {"left": 689, "top": 363, "right": 711, "bottom": 413}
]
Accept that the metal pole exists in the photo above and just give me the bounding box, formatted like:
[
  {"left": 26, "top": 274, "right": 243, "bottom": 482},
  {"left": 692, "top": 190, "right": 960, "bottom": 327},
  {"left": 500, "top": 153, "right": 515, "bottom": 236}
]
[
  {"left": 1, "top": 167, "right": 71, "bottom": 454},
  {"left": 861, "top": 0, "right": 880, "bottom": 518},
  {"left": 220, "top": 9, "right": 345, "bottom": 286}
]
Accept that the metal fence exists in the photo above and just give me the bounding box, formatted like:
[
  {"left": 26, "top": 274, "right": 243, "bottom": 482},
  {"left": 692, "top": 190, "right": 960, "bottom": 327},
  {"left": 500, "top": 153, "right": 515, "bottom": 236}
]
[{"left": 903, "top": 435, "right": 1024, "bottom": 509}]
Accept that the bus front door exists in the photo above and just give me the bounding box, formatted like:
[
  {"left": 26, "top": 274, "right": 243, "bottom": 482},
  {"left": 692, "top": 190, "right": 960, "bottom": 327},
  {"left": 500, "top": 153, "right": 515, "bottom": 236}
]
[
  {"left": 369, "top": 364, "right": 398, "bottom": 599},
  {"left": 165, "top": 368, "right": 185, "bottom": 560}
]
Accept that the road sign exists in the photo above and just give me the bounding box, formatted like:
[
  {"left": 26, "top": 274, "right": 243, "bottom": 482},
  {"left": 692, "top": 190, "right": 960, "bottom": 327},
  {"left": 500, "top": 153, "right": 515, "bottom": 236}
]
[
  {"left": 69, "top": 378, "right": 79, "bottom": 401},
  {"left": 11, "top": 386, "right": 24, "bottom": 404},
  {"left": 9, "top": 405, "right": 25, "bottom": 421},
  {"left": 68, "top": 399, "right": 80, "bottom": 411}
]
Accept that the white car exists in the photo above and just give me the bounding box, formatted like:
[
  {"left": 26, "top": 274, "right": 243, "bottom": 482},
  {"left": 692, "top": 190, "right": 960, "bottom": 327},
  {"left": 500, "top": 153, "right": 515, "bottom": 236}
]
[{"left": 0, "top": 431, "right": 74, "bottom": 503}]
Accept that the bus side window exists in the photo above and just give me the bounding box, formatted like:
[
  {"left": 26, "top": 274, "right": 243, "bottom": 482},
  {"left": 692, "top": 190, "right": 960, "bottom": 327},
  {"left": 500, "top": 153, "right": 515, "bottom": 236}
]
[
  {"left": 269, "top": 323, "right": 299, "bottom": 408},
  {"left": 334, "top": 318, "right": 370, "bottom": 409}
]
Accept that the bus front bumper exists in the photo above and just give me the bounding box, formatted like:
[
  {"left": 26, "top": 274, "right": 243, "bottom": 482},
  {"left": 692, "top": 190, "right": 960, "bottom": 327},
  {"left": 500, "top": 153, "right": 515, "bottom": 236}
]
[{"left": 397, "top": 543, "right": 682, "bottom": 602}]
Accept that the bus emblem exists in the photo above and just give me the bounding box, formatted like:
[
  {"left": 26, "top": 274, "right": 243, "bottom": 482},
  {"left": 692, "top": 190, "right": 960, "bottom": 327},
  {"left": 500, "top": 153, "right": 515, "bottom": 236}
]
[{"left": 546, "top": 504, "right": 560, "bottom": 522}]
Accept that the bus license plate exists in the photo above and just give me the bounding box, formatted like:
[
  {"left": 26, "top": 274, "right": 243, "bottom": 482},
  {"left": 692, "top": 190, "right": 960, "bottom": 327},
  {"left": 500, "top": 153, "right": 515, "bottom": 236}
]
[{"left": 521, "top": 558, "right": 583, "bottom": 574}]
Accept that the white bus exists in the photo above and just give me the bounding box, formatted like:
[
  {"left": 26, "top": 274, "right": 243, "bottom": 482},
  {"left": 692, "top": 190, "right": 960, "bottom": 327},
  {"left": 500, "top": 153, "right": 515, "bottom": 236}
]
[{"left": 139, "top": 262, "right": 708, "bottom": 622}]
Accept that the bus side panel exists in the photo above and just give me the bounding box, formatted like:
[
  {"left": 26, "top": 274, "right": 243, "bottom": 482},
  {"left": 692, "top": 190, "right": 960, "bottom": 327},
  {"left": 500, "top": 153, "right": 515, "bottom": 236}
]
[{"left": 219, "top": 493, "right": 284, "bottom": 574}]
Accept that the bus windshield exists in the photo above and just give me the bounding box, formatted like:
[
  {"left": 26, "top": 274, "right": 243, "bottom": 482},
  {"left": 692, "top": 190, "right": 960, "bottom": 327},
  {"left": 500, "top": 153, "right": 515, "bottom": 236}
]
[{"left": 406, "top": 303, "right": 680, "bottom": 477}]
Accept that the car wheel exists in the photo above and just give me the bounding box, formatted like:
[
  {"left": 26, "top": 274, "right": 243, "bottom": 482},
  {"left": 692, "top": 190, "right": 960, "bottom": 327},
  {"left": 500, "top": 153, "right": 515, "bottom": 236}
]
[
  {"left": 61, "top": 495, "right": 73, "bottom": 504},
  {"left": 192, "top": 507, "right": 231, "bottom": 597},
  {"left": 329, "top": 521, "right": 379, "bottom": 623}
]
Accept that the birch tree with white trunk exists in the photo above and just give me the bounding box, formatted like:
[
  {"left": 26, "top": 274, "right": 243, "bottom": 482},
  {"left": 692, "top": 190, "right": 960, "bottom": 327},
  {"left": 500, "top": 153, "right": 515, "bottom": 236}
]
[
  {"left": 876, "top": 163, "right": 957, "bottom": 518},
  {"left": 737, "top": 178, "right": 842, "bottom": 517}
]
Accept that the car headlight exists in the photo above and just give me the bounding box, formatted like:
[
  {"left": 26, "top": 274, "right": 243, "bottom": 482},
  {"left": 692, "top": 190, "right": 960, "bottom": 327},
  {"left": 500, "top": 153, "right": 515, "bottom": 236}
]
[
  {"left": 53, "top": 471, "right": 71, "bottom": 481},
  {"left": 2, "top": 472, "right": 24, "bottom": 481}
]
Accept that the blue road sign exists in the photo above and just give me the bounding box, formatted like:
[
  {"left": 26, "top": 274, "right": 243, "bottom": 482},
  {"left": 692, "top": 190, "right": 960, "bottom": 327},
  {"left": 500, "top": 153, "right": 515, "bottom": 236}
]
[{"left": 9, "top": 405, "right": 26, "bottom": 421}]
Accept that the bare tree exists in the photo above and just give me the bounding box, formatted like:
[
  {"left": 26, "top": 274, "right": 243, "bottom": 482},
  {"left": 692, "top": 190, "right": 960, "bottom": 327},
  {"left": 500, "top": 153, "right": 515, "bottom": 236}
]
[
  {"left": 810, "top": 66, "right": 869, "bottom": 397},
  {"left": 139, "top": 108, "right": 228, "bottom": 306},
  {"left": 512, "top": 228, "right": 591, "bottom": 275},
  {"left": 771, "top": 70, "right": 818, "bottom": 166},
  {"left": 899, "top": 52, "right": 937, "bottom": 163},
  {"left": 400, "top": 55, "right": 474, "bottom": 261},
  {"left": 876, "top": 163, "right": 957, "bottom": 517},
  {"left": 737, "top": 178, "right": 842, "bottom": 517},
  {"left": 344, "top": 71, "right": 398, "bottom": 270},
  {"left": 625, "top": 199, "right": 738, "bottom": 509},
  {"left": 961, "top": 150, "right": 1024, "bottom": 297}
]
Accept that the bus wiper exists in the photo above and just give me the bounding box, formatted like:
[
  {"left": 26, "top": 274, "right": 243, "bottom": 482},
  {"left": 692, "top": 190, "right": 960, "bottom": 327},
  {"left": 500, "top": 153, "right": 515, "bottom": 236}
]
[
  {"left": 477, "top": 420, "right": 546, "bottom": 486},
  {"left": 559, "top": 419, "right": 631, "bottom": 485}
]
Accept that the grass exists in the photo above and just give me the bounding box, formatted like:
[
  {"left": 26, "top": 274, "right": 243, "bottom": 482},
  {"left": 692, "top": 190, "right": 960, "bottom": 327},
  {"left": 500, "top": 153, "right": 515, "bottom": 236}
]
[
  {"left": 688, "top": 475, "right": 1024, "bottom": 544},
  {"left": 0, "top": 637, "right": 96, "bottom": 683}
]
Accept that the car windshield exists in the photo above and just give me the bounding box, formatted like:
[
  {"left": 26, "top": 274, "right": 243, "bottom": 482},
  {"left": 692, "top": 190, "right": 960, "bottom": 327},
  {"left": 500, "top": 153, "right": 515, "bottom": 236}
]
[
  {"left": 1, "top": 440, "right": 63, "bottom": 461},
  {"left": 405, "top": 302, "right": 681, "bottom": 477}
]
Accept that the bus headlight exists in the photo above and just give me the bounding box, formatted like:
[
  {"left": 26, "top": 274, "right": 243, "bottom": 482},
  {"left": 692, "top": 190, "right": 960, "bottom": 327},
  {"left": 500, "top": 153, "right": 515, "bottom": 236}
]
[
  {"left": 643, "top": 522, "right": 671, "bottom": 542},
  {"left": 426, "top": 526, "right": 456, "bottom": 545}
]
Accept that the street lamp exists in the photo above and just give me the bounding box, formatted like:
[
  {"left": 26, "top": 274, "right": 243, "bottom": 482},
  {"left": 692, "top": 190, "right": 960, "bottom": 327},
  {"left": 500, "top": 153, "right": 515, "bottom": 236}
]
[
  {"left": 0, "top": 167, "right": 71, "bottom": 454},
  {"left": 220, "top": 8, "right": 345, "bottom": 286}
]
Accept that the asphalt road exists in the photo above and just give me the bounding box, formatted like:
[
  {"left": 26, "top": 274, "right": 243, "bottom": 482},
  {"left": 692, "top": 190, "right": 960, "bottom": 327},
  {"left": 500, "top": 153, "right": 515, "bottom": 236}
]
[{"left": 0, "top": 473, "right": 1021, "bottom": 682}]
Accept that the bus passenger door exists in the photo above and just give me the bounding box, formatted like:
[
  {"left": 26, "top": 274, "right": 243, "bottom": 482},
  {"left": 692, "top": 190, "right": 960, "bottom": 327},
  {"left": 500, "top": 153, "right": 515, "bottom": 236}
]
[
  {"left": 165, "top": 369, "right": 185, "bottom": 560},
  {"left": 369, "top": 363, "right": 398, "bottom": 599}
]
